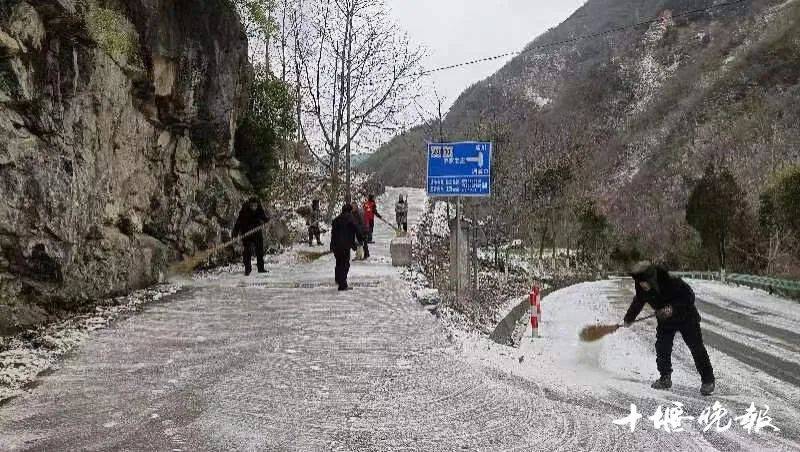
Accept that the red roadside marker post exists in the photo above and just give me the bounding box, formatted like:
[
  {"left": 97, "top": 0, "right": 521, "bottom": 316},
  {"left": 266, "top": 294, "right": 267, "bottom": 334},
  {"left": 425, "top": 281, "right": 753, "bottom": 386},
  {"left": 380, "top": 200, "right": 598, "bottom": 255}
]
[{"left": 530, "top": 285, "right": 541, "bottom": 339}]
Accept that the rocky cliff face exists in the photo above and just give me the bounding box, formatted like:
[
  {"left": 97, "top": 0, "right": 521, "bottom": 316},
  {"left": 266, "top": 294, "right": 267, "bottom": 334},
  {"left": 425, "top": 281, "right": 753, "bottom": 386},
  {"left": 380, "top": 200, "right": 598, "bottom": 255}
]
[{"left": 0, "top": 0, "right": 253, "bottom": 333}]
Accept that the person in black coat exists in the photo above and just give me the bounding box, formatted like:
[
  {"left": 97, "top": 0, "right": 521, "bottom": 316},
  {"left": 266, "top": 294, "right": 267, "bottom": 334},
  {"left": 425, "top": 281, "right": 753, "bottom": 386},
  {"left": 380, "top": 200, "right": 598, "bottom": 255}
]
[
  {"left": 307, "top": 199, "right": 323, "bottom": 246},
  {"left": 624, "top": 261, "right": 715, "bottom": 395},
  {"left": 330, "top": 203, "right": 364, "bottom": 291},
  {"left": 233, "top": 197, "right": 270, "bottom": 275}
]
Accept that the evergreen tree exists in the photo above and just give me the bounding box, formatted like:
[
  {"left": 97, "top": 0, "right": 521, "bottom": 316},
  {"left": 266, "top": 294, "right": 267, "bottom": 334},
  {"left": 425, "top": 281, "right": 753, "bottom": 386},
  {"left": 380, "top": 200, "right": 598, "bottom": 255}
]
[
  {"left": 235, "top": 65, "right": 295, "bottom": 192},
  {"left": 576, "top": 201, "right": 611, "bottom": 268},
  {"left": 759, "top": 165, "right": 800, "bottom": 272},
  {"left": 686, "top": 164, "right": 748, "bottom": 271}
]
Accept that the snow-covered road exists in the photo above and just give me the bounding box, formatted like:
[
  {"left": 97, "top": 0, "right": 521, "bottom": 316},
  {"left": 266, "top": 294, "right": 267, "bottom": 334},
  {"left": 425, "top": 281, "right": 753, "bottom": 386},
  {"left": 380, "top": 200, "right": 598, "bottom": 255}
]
[{"left": 1, "top": 188, "right": 798, "bottom": 451}]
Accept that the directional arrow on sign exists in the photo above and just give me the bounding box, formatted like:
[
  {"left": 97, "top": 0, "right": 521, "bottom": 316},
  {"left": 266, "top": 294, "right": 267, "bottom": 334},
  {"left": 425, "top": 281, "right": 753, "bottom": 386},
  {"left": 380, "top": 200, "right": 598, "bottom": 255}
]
[{"left": 466, "top": 151, "right": 484, "bottom": 168}]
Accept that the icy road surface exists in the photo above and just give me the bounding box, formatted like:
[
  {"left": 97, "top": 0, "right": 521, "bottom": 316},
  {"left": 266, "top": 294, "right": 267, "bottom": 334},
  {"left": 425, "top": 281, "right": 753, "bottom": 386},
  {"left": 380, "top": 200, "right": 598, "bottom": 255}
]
[{"left": 1, "top": 188, "right": 799, "bottom": 451}]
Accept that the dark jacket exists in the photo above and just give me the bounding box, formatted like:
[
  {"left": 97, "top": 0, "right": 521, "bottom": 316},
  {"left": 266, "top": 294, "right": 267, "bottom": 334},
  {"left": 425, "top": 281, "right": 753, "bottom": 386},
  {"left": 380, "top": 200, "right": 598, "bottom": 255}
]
[
  {"left": 330, "top": 212, "right": 363, "bottom": 252},
  {"left": 395, "top": 200, "right": 408, "bottom": 223},
  {"left": 624, "top": 266, "right": 698, "bottom": 325},
  {"left": 233, "top": 202, "right": 270, "bottom": 238},
  {"left": 351, "top": 207, "right": 368, "bottom": 240}
]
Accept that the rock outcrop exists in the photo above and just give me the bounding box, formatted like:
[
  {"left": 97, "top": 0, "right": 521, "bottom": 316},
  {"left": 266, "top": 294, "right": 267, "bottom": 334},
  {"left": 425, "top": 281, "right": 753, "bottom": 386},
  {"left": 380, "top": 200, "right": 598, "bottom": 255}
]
[{"left": 0, "top": 0, "right": 253, "bottom": 333}]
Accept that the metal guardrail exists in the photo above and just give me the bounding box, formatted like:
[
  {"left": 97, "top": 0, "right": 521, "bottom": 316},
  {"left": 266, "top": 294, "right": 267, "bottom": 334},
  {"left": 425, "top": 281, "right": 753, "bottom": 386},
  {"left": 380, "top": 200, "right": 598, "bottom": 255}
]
[
  {"left": 671, "top": 271, "right": 718, "bottom": 281},
  {"left": 492, "top": 270, "right": 800, "bottom": 348},
  {"left": 671, "top": 272, "right": 800, "bottom": 300},
  {"left": 608, "top": 271, "right": 800, "bottom": 299}
]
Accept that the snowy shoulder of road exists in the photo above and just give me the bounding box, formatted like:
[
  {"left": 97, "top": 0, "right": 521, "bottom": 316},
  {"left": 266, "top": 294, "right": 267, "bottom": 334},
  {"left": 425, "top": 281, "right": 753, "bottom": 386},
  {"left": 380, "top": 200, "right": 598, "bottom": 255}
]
[
  {"left": 447, "top": 280, "right": 800, "bottom": 450},
  {"left": 0, "top": 285, "right": 181, "bottom": 402},
  {"left": 452, "top": 281, "right": 659, "bottom": 398},
  {"left": 690, "top": 279, "right": 800, "bottom": 328}
]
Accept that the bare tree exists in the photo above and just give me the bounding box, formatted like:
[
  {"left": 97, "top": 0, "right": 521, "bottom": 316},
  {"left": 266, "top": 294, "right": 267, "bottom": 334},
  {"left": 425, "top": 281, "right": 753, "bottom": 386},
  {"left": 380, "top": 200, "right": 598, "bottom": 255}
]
[
  {"left": 229, "top": 0, "right": 277, "bottom": 64},
  {"left": 293, "top": 0, "right": 425, "bottom": 214}
]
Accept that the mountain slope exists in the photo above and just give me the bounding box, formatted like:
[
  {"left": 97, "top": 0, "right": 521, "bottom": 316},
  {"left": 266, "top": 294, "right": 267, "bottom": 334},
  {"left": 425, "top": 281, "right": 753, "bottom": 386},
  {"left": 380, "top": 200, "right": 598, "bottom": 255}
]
[{"left": 364, "top": 0, "right": 800, "bottom": 265}]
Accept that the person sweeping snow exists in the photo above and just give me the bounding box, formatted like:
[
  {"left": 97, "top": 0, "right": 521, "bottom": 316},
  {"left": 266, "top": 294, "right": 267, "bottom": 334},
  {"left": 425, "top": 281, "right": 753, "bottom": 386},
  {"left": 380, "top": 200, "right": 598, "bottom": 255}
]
[
  {"left": 624, "top": 261, "right": 716, "bottom": 396},
  {"left": 232, "top": 197, "right": 270, "bottom": 276},
  {"left": 395, "top": 194, "right": 408, "bottom": 233},
  {"left": 307, "top": 199, "right": 323, "bottom": 247},
  {"left": 362, "top": 194, "right": 382, "bottom": 244},
  {"left": 330, "top": 204, "right": 364, "bottom": 291}
]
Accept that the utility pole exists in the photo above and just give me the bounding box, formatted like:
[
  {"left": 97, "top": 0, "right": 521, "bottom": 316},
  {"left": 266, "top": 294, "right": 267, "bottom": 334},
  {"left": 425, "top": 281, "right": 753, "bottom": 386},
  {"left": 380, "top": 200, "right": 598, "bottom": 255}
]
[
  {"left": 472, "top": 209, "right": 478, "bottom": 291},
  {"left": 344, "top": 8, "right": 353, "bottom": 203}
]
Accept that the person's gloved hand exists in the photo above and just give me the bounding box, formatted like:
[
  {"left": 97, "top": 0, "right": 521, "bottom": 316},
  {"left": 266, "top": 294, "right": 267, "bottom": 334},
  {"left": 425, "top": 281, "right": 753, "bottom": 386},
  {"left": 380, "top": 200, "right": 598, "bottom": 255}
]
[{"left": 656, "top": 305, "right": 673, "bottom": 320}]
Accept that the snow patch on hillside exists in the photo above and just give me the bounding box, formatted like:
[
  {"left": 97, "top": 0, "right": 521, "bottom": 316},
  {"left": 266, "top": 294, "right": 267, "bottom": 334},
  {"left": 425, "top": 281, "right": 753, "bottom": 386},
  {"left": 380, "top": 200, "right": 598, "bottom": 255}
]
[{"left": 525, "top": 87, "right": 551, "bottom": 107}]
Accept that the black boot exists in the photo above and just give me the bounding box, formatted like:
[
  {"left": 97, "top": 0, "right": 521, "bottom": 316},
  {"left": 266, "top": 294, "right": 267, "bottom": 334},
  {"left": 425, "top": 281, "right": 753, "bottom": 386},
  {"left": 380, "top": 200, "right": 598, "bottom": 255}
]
[
  {"left": 700, "top": 380, "right": 715, "bottom": 396},
  {"left": 651, "top": 375, "right": 672, "bottom": 390}
]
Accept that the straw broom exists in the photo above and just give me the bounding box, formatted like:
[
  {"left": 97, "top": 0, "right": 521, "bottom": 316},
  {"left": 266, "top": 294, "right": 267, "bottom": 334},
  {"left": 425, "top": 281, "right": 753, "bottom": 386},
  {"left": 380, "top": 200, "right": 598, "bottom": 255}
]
[
  {"left": 375, "top": 215, "right": 403, "bottom": 236},
  {"left": 168, "top": 223, "right": 271, "bottom": 275},
  {"left": 579, "top": 313, "right": 657, "bottom": 342},
  {"left": 297, "top": 249, "right": 333, "bottom": 262},
  {"left": 298, "top": 215, "right": 397, "bottom": 262}
]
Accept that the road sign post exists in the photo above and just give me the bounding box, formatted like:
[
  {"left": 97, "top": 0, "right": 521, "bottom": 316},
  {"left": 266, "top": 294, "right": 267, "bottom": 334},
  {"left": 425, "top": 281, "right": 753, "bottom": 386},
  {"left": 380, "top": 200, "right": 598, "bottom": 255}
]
[{"left": 427, "top": 142, "right": 492, "bottom": 302}]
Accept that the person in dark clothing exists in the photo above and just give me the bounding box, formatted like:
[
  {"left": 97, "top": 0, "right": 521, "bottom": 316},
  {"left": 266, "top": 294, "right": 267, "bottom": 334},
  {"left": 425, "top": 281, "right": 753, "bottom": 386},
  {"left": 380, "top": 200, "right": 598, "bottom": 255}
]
[
  {"left": 351, "top": 201, "right": 369, "bottom": 260},
  {"left": 307, "top": 199, "right": 323, "bottom": 246},
  {"left": 233, "top": 197, "right": 270, "bottom": 276},
  {"left": 330, "top": 204, "right": 364, "bottom": 291},
  {"left": 624, "top": 261, "right": 716, "bottom": 395},
  {"left": 395, "top": 194, "right": 408, "bottom": 233},
  {"left": 362, "top": 194, "right": 382, "bottom": 244}
]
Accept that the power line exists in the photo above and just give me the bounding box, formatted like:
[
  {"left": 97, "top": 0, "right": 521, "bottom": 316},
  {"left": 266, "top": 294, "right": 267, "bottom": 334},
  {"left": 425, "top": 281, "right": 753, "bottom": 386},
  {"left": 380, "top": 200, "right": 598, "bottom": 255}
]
[{"left": 417, "top": 0, "right": 751, "bottom": 77}]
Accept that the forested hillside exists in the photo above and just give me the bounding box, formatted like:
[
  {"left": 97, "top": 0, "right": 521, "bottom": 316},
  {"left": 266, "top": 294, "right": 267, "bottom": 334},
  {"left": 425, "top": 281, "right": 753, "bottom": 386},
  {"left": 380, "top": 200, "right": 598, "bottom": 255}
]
[{"left": 364, "top": 0, "right": 800, "bottom": 275}]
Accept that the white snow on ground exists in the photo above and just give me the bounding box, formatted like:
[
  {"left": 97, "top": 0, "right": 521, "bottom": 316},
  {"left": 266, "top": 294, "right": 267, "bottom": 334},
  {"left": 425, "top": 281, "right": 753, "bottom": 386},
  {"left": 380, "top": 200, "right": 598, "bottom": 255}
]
[
  {"left": 691, "top": 279, "right": 800, "bottom": 328},
  {"left": 188, "top": 186, "right": 426, "bottom": 293},
  {"left": 0, "top": 285, "right": 180, "bottom": 402},
  {"left": 3, "top": 187, "right": 800, "bottom": 450},
  {"left": 446, "top": 279, "right": 800, "bottom": 450},
  {"left": 701, "top": 313, "right": 800, "bottom": 366},
  {"left": 611, "top": 279, "right": 800, "bottom": 413},
  {"left": 454, "top": 281, "right": 661, "bottom": 398}
]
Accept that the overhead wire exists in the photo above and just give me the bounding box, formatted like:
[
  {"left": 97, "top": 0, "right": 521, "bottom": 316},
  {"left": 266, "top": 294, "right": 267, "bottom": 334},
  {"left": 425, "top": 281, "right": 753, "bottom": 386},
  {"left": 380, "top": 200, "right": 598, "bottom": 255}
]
[{"left": 414, "top": 0, "right": 751, "bottom": 78}]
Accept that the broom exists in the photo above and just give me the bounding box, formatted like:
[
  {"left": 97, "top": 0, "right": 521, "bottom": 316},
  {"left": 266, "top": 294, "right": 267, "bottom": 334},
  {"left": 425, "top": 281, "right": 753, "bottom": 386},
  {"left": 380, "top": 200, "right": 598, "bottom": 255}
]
[
  {"left": 168, "top": 223, "right": 271, "bottom": 275},
  {"left": 579, "top": 313, "right": 657, "bottom": 342},
  {"left": 297, "top": 249, "right": 333, "bottom": 262},
  {"left": 375, "top": 215, "right": 402, "bottom": 235}
]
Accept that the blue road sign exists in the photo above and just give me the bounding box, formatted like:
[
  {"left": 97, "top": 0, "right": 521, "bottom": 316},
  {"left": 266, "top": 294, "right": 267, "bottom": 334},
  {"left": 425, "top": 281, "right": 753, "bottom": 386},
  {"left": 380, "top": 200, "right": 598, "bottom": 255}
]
[{"left": 427, "top": 142, "right": 492, "bottom": 197}]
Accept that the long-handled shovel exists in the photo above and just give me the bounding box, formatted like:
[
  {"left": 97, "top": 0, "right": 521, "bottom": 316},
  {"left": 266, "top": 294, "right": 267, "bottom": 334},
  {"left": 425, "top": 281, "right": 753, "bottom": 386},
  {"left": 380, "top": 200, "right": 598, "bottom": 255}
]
[{"left": 579, "top": 313, "right": 657, "bottom": 342}]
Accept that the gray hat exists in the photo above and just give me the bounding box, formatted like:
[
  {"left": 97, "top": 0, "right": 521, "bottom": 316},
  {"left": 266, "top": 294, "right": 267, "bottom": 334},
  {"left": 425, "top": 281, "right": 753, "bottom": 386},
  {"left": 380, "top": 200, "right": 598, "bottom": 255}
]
[{"left": 629, "top": 260, "right": 655, "bottom": 281}]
